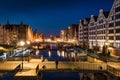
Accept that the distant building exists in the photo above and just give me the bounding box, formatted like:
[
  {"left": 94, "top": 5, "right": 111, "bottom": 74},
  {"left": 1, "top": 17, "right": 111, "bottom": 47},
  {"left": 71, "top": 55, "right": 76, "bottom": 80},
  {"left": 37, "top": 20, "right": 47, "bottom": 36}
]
[
  {"left": 3, "top": 21, "right": 33, "bottom": 45},
  {"left": 60, "top": 30, "right": 66, "bottom": 42},
  {"left": 0, "top": 24, "right": 9, "bottom": 44},
  {"left": 0, "top": 24, "right": 4, "bottom": 44},
  {"left": 54, "top": 36, "right": 61, "bottom": 42},
  {"left": 33, "top": 29, "right": 44, "bottom": 42},
  {"left": 67, "top": 24, "right": 79, "bottom": 44}
]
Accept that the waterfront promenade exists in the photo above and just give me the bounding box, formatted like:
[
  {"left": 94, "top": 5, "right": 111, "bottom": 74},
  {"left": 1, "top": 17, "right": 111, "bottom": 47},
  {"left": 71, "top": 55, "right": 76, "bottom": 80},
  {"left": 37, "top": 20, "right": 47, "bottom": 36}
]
[{"left": 0, "top": 52, "right": 120, "bottom": 80}]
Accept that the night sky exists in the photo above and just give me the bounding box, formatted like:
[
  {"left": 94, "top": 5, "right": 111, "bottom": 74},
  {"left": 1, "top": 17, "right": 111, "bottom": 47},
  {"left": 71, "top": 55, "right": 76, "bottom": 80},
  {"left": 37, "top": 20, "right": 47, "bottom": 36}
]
[{"left": 0, "top": 0, "right": 113, "bottom": 37}]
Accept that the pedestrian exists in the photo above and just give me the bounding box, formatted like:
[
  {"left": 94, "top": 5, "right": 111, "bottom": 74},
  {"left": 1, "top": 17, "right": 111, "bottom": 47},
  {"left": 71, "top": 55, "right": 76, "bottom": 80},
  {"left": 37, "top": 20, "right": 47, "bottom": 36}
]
[
  {"left": 55, "top": 60, "right": 58, "bottom": 69},
  {"left": 98, "top": 66, "right": 102, "bottom": 70},
  {"left": 42, "top": 65, "right": 46, "bottom": 70}
]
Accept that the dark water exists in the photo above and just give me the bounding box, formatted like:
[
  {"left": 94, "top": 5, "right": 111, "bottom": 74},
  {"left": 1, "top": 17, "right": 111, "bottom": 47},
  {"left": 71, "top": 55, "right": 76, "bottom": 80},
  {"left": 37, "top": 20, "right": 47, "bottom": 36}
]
[
  {"left": 38, "top": 50, "right": 81, "bottom": 80},
  {"left": 38, "top": 50, "right": 70, "bottom": 61},
  {"left": 42, "top": 72, "right": 80, "bottom": 80}
]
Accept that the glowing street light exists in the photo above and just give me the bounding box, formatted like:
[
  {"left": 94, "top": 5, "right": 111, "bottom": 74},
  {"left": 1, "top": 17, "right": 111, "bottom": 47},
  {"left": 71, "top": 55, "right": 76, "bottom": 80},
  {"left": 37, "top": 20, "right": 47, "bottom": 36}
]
[
  {"left": 27, "top": 41, "right": 30, "bottom": 45},
  {"left": 20, "top": 41, "right": 25, "bottom": 70}
]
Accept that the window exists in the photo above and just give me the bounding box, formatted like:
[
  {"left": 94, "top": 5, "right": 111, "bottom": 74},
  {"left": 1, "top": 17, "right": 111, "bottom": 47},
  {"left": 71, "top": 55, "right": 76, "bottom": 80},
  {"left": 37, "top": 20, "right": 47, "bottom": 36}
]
[
  {"left": 109, "top": 30, "right": 114, "bottom": 34},
  {"left": 116, "top": 29, "right": 120, "bottom": 33},
  {"left": 115, "top": 21, "right": 120, "bottom": 26},
  {"left": 116, "top": 36, "right": 120, "bottom": 40},
  {"left": 109, "top": 23, "right": 114, "bottom": 27},
  {"left": 112, "top": 16, "right": 114, "bottom": 20},
  {"left": 115, "top": 14, "right": 120, "bottom": 19},
  {"left": 115, "top": 6, "right": 120, "bottom": 12},
  {"left": 99, "top": 20, "right": 103, "bottom": 24},
  {"left": 109, "top": 36, "right": 114, "bottom": 40}
]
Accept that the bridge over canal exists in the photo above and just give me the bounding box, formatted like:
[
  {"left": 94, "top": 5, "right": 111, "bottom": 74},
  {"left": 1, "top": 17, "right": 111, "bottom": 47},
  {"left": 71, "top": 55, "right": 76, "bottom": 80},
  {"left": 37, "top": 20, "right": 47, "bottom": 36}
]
[{"left": 0, "top": 59, "right": 120, "bottom": 80}]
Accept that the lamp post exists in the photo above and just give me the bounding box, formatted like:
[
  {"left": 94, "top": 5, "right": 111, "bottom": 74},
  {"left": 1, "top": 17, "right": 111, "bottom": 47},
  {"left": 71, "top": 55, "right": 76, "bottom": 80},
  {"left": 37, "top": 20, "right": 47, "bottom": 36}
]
[
  {"left": 26, "top": 41, "right": 30, "bottom": 62},
  {"left": 20, "top": 41, "right": 25, "bottom": 70}
]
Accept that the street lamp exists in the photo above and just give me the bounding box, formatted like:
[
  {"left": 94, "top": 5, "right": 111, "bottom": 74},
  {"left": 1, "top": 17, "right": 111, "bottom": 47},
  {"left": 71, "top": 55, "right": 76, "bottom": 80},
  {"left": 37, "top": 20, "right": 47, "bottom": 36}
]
[
  {"left": 26, "top": 41, "right": 30, "bottom": 62},
  {"left": 20, "top": 41, "right": 25, "bottom": 70}
]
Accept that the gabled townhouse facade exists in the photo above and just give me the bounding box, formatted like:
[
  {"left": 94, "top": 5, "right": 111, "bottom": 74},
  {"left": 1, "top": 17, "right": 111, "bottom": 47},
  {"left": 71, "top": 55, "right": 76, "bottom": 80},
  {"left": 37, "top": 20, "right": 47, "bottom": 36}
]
[
  {"left": 79, "top": 18, "right": 90, "bottom": 47},
  {"left": 96, "top": 9, "right": 109, "bottom": 51},
  {"left": 107, "top": 0, "right": 120, "bottom": 56},
  {"left": 88, "top": 15, "right": 98, "bottom": 49}
]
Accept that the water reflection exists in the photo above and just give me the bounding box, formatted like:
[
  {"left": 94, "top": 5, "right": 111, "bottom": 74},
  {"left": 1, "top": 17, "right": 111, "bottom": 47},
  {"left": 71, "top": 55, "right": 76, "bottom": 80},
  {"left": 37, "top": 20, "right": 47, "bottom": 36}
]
[
  {"left": 48, "top": 51, "right": 51, "bottom": 57},
  {"left": 36, "top": 50, "right": 39, "bottom": 55},
  {"left": 57, "top": 50, "right": 60, "bottom": 57},
  {"left": 37, "top": 50, "right": 83, "bottom": 61},
  {"left": 61, "top": 51, "right": 65, "bottom": 57}
]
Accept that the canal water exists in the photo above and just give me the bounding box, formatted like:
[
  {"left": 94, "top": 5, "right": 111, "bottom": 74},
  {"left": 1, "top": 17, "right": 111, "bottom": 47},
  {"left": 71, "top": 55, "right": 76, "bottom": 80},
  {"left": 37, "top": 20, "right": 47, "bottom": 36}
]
[
  {"left": 37, "top": 50, "right": 81, "bottom": 80},
  {"left": 36, "top": 50, "right": 78, "bottom": 61},
  {"left": 42, "top": 72, "right": 80, "bottom": 80}
]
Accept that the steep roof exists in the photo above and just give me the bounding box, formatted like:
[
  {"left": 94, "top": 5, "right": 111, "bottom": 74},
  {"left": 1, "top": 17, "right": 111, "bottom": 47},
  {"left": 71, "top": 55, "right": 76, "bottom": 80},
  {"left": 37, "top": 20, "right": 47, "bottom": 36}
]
[
  {"left": 103, "top": 11, "right": 109, "bottom": 18},
  {"left": 94, "top": 16, "right": 98, "bottom": 21},
  {"left": 85, "top": 18, "right": 90, "bottom": 22}
]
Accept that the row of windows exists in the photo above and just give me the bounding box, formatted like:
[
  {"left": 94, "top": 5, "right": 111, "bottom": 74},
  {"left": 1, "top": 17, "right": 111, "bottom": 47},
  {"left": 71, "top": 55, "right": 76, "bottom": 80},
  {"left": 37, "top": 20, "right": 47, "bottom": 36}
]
[
  {"left": 109, "top": 21, "right": 120, "bottom": 27},
  {"left": 109, "top": 36, "right": 120, "bottom": 40},
  {"left": 80, "top": 37, "right": 88, "bottom": 39},
  {"left": 99, "top": 20, "right": 103, "bottom": 24},
  {"left": 89, "top": 30, "right": 106, "bottom": 35},
  {"left": 89, "top": 25, "right": 105, "bottom": 31},
  {"left": 109, "top": 23, "right": 114, "bottom": 27},
  {"left": 109, "top": 29, "right": 120, "bottom": 33},
  {"left": 115, "top": 14, "right": 120, "bottom": 19},
  {"left": 109, "top": 30, "right": 114, "bottom": 33},
  {"left": 97, "top": 25, "right": 105, "bottom": 29},
  {"left": 89, "top": 27, "right": 96, "bottom": 30},
  {"left": 81, "top": 36, "right": 120, "bottom": 40},
  {"left": 115, "top": 6, "right": 120, "bottom": 12},
  {"left": 90, "top": 23, "right": 94, "bottom": 26},
  {"left": 89, "top": 36, "right": 106, "bottom": 39},
  {"left": 115, "top": 21, "right": 120, "bottom": 26}
]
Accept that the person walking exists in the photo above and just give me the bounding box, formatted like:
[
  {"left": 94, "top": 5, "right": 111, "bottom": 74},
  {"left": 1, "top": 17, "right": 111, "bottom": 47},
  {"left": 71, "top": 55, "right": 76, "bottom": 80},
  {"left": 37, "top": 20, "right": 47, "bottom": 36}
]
[{"left": 55, "top": 60, "right": 58, "bottom": 69}]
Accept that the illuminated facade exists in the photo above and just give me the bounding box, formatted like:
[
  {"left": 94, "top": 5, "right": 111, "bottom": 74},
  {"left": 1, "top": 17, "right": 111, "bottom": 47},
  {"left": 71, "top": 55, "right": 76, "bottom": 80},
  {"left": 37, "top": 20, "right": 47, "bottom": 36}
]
[
  {"left": 60, "top": 30, "right": 66, "bottom": 42},
  {"left": 33, "top": 29, "right": 44, "bottom": 42},
  {"left": 107, "top": 0, "right": 120, "bottom": 56},
  {"left": 0, "top": 24, "right": 4, "bottom": 44},
  {"left": 96, "top": 9, "right": 109, "bottom": 50},
  {"left": 88, "top": 9, "right": 109, "bottom": 50},
  {"left": 3, "top": 21, "right": 33, "bottom": 44},
  {"left": 60, "top": 24, "right": 78, "bottom": 44},
  {"left": 66, "top": 24, "right": 79, "bottom": 44},
  {"left": 79, "top": 18, "right": 90, "bottom": 46},
  {"left": 0, "top": 24, "right": 10, "bottom": 44},
  {"left": 88, "top": 15, "right": 98, "bottom": 49}
]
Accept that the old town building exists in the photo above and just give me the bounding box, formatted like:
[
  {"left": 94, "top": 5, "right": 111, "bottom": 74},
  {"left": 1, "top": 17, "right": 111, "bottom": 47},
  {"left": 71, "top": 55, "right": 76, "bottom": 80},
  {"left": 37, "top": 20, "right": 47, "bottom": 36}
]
[{"left": 3, "top": 21, "right": 33, "bottom": 45}]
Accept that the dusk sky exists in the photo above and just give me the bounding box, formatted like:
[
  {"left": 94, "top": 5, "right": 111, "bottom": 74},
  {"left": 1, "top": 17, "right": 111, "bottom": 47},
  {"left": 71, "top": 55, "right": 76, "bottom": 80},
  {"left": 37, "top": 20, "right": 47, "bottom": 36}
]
[{"left": 0, "top": 0, "right": 113, "bottom": 37}]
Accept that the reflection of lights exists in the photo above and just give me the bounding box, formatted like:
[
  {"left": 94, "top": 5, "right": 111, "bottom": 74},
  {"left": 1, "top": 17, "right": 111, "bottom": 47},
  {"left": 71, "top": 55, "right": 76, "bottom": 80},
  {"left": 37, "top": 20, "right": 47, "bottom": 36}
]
[
  {"left": 48, "top": 51, "right": 51, "bottom": 57},
  {"left": 57, "top": 50, "right": 60, "bottom": 56},
  {"left": 61, "top": 51, "right": 65, "bottom": 57},
  {"left": 36, "top": 50, "right": 39, "bottom": 55}
]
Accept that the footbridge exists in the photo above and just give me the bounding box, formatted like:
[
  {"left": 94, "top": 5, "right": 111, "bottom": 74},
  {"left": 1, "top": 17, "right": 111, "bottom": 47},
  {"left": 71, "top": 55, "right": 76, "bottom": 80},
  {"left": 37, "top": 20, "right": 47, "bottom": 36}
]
[{"left": 0, "top": 59, "right": 120, "bottom": 80}]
